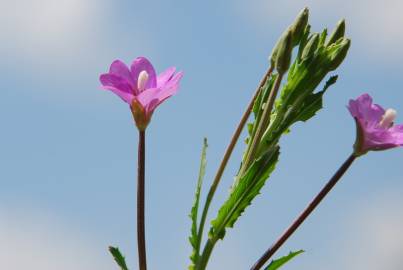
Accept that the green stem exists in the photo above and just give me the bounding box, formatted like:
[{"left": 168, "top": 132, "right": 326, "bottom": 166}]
[
  {"left": 197, "top": 238, "right": 216, "bottom": 270},
  {"left": 238, "top": 73, "right": 284, "bottom": 182},
  {"left": 250, "top": 153, "right": 357, "bottom": 270},
  {"left": 137, "top": 130, "right": 147, "bottom": 270},
  {"left": 195, "top": 66, "right": 273, "bottom": 269}
]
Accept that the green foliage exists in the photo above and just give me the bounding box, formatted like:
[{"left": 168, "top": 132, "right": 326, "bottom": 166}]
[
  {"left": 194, "top": 9, "right": 350, "bottom": 270},
  {"left": 209, "top": 10, "right": 350, "bottom": 252},
  {"left": 257, "top": 27, "right": 349, "bottom": 156},
  {"left": 264, "top": 250, "right": 304, "bottom": 270},
  {"left": 109, "top": 246, "right": 129, "bottom": 270},
  {"left": 209, "top": 147, "right": 280, "bottom": 240},
  {"left": 189, "top": 138, "right": 208, "bottom": 269}
]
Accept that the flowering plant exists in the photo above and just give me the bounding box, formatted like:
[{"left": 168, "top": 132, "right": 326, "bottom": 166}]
[{"left": 99, "top": 7, "right": 402, "bottom": 270}]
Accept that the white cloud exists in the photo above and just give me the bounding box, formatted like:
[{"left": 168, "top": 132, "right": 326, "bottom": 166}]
[
  {"left": 0, "top": 0, "right": 154, "bottom": 103},
  {"left": 0, "top": 206, "right": 112, "bottom": 270},
  {"left": 0, "top": 0, "right": 98, "bottom": 60},
  {"left": 0, "top": 0, "right": 152, "bottom": 72}
]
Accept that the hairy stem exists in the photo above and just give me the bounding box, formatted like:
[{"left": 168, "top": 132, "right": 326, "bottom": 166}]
[{"left": 250, "top": 153, "right": 356, "bottom": 270}]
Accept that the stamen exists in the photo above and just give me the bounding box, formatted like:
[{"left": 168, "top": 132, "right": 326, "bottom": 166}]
[
  {"left": 379, "top": 108, "right": 397, "bottom": 128},
  {"left": 137, "top": 70, "right": 149, "bottom": 92}
]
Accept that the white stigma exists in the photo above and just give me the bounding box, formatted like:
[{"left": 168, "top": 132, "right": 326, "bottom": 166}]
[
  {"left": 379, "top": 108, "right": 397, "bottom": 128},
  {"left": 137, "top": 70, "right": 149, "bottom": 91}
]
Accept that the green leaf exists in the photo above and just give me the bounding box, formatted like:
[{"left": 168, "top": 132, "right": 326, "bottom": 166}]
[
  {"left": 292, "top": 75, "right": 338, "bottom": 123},
  {"left": 322, "top": 74, "right": 338, "bottom": 91},
  {"left": 189, "top": 138, "right": 208, "bottom": 268},
  {"left": 210, "top": 146, "right": 280, "bottom": 240},
  {"left": 292, "top": 91, "right": 325, "bottom": 122},
  {"left": 264, "top": 250, "right": 304, "bottom": 270},
  {"left": 109, "top": 246, "right": 129, "bottom": 270}
]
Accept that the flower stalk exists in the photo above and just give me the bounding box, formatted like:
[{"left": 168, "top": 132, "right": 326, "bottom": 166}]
[
  {"left": 250, "top": 153, "right": 356, "bottom": 270},
  {"left": 137, "top": 130, "right": 147, "bottom": 270},
  {"left": 194, "top": 65, "right": 274, "bottom": 266},
  {"left": 238, "top": 72, "right": 283, "bottom": 180}
]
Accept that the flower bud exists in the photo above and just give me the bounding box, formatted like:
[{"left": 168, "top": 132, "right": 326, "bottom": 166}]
[
  {"left": 289, "top": 7, "right": 309, "bottom": 47},
  {"left": 328, "top": 38, "right": 351, "bottom": 71},
  {"left": 275, "top": 29, "right": 293, "bottom": 74},
  {"left": 269, "top": 8, "right": 309, "bottom": 67},
  {"left": 326, "top": 19, "right": 346, "bottom": 46},
  {"left": 301, "top": 33, "right": 319, "bottom": 60}
]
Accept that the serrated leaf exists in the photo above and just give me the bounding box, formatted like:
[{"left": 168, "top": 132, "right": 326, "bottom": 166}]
[
  {"left": 109, "top": 246, "right": 129, "bottom": 270},
  {"left": 321, "top": 74, "right": 338, "bottom": 92},
  {"left": 292, "top": 91, "right": 324, "bottom": 122},
  {"left": 210, "top": 147, "right": 280, "bottom": 240},
  {"left": 292, "top": 75, "right": 338, "bottom": 123},
  {"left": 188, "top": 138, "right": 208, "bottom": 267},
  {"left": 264, "top": 250, "right": 304, "bottom": 270}
]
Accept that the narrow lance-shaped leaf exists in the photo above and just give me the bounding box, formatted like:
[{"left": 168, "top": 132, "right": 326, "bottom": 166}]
[
  {"left": 264, "top": 250, "right": 304, "bottom": 270},
  {"left": 210, "top": 147, "right": 280, "bottom": 240},
  {"left": 109, "top": 246, "right": 129, "bottom": 270},
  {"left": 189, "top": 138, "right": 208, "bottom": 268}
]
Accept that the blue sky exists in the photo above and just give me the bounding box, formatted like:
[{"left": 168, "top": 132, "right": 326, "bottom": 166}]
[{"left": 1, "top": 0, "right": 403, "bottom": 269}]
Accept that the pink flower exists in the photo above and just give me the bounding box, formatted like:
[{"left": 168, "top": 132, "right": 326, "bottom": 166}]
[
  {"left": 348, "top": 93, "right": 403, "bottom": 156},
  {"left": 100, "top": 57, "right": 183, "bottom": 130}
]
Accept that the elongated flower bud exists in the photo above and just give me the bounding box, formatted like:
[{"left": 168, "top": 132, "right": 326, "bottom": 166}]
[
  {"left": 275, "top": 29, "right": 293, "bottom": 74},
  {"left": 289, "top": 7, "right": 309, "bottom": 47},
  {"left": 326, "top": 19, "right": 346, "bottom": 46},
  {"left": 270, "top": 8, "right": 309, "bottom": 66},
  {"left": 328, "top": 38, "right": 351, "bottom": 70},
  {"left": 301, "top": 33, "right": 319, "bottom": 60}
]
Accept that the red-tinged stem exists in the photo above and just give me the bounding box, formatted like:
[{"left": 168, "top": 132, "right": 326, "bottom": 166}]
[
  {"left": 137, "top": 130, "right": 147, "bottom": 270},
  {"left": 250, "top": 153, "right": 357, "bottom": 270}
]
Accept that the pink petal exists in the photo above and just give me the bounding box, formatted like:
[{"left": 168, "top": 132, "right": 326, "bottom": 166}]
[
  {"left": 109, "top": 60, "right": 135, "bottom": 87},
  {"left": 100, "top": 74, "right": 134, "bottom": 103},
  {"left": 130, "top": 57, "right": 157, "bottom": 92},
  {"left": 347, "top": 99, "right": 360, "bottom": 118},
  {"left": 157, "top": 67, "right": 176, "bottom": 87},
  {"left": 136, "top": 88, "right": 161, "bottom": 114},
  {"left": 390, "top": 124, "right": 403, "bottom": 145},
  {"left": 156, "top": 71, "right": 184, "bottom": 103},
  {"left": 357, "top": 94, "right": 385, "bottom": 124}
]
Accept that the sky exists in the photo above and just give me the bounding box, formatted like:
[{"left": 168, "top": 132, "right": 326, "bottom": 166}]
[{"left": 1, "top": 0, "right": 403, "bottom": 269}]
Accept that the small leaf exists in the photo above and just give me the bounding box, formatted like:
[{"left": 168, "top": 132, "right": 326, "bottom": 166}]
[
  {"left": 264, "top": 250, "right": 304, "bottom": 270},
  {"left": 109, "top": 246, "right": 129, "bottom": 270},
  {"left": 189, "top": 138, "right": 208, "bottom": 267}
]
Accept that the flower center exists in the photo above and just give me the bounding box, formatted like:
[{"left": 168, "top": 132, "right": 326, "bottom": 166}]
[
  {"left": 379, "top": 108, "right": 397, "bottom": 128},
  {"left": 137, "top": 70, "right": 149, "bottom": 92}
]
